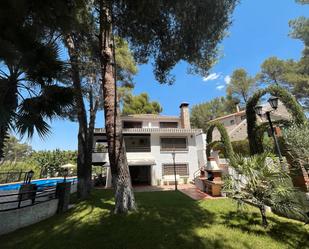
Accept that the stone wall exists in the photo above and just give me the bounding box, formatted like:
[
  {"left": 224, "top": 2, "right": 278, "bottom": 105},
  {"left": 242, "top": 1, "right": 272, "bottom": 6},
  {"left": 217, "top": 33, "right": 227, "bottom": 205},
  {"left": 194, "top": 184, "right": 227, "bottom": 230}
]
[{"left": 0, "top": 199, "right": 59, "bottom": 235}]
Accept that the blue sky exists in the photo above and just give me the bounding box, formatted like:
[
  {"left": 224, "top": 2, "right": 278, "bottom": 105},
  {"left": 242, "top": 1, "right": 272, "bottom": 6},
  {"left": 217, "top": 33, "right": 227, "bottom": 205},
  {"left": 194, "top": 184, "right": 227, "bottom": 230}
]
[{"left": 26, "top": 0, "right": 309, "bottom": 150}]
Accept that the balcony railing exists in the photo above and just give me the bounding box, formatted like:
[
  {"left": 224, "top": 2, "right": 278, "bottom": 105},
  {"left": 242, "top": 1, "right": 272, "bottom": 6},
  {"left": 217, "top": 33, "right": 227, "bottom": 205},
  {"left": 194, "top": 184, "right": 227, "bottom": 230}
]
[
  {"left": 126, "top": 146, "right": 151, "bottom": 153},
  {"left": 92, "top": 147, "right": 150, "bottom": 153},
  {"left": 92, "top": 148, "right": 108, "bottom": 153}
]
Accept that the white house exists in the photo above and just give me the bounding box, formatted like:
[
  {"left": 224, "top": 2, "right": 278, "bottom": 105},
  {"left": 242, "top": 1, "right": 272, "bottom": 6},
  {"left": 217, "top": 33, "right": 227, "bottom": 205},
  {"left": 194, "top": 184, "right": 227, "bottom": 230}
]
[
  {"left": 92, "top": 103, "right": 206, "bottom": 187},
  {"left": 209, "top": 101, "right": 291, "bottom": 142}
]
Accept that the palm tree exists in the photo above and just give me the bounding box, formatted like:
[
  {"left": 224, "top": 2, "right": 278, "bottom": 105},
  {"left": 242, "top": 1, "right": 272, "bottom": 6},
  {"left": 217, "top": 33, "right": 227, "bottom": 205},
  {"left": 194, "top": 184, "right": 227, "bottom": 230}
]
[
  {"left": 0, "top": 39, "right": 73, "bottom": 158},
  {"left": 0, "top": 0, "right": 76, "bottom": 158},
  {"left": 224, "top": 153, "right": 306, "bottom": 227}
]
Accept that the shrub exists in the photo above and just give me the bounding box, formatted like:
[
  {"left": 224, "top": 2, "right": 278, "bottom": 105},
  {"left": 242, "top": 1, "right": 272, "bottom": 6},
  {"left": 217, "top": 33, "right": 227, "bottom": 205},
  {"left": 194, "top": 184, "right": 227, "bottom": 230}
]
[{"left": 231, "top": 139, "right": 250, "bottom": 156}]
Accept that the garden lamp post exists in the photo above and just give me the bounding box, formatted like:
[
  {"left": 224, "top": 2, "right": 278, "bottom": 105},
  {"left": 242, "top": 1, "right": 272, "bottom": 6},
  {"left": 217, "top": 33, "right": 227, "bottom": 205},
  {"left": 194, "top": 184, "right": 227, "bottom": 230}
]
[
  {"left": 27, "top": 170, "right": 34, "bottom": 184},
  {"left": 255, "top": 96, "right": 283, "bottom": 162},
  {"left": 63, "top": 168, "right": 69, "bottom": 183},
  {"left": 171, "top": 150, "right": 177, "bottom": 191}
]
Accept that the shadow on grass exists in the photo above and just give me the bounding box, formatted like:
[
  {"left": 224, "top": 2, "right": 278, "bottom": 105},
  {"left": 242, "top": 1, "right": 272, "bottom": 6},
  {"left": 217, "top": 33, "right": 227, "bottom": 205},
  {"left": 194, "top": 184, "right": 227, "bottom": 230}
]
[
  {"left": 0, "top": 190, "right": 236, "bottom": 249},
  {"left": 220, "top": 210, "right": 309, "bottom": 248}
]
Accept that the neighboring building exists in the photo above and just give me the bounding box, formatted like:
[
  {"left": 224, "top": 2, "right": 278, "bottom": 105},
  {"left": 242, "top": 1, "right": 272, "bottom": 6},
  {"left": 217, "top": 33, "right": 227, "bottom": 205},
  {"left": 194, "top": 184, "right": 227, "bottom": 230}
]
[
  {"left": 92, "top": 103, "right": 206, "bottom": 187},
  {"left": 209, "top": 101, "right": 291, "bottom": 141}
]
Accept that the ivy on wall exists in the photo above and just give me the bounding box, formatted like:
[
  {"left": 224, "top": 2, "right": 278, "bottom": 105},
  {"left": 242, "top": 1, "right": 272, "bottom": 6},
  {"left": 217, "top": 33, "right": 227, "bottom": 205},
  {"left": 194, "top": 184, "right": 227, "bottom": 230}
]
[
  {"left": 206, "top": 122, "right": 234, "bottom": 160},
  {"left": 246, "top": 85, "right": 306, "bottom": 155}
]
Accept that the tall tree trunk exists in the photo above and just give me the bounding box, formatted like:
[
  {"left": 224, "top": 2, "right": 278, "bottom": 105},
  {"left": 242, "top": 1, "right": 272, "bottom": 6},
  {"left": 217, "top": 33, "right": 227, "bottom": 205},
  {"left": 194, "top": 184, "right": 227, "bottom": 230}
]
[
  {"left": 99, "top": 0, "right": 136, "bottom": 213},
  {"left": 66, "top": 34, "right": 92, "bottom": 199}
]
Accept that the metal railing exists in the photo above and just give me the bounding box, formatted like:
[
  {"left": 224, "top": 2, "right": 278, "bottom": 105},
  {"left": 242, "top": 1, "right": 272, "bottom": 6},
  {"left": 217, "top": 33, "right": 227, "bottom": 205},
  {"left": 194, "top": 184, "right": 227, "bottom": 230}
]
[
  {"left": 93, "top": 147, "right": 151, "bottom": 153},
  {"left": 0, "top": 171, "right": 28, "bottom": 184},
  {"left": 0, "top": 179, "right": 77, "bottom": 212},
  {"left": 0, "top": 186, "right": 57, "bottom": 212}
]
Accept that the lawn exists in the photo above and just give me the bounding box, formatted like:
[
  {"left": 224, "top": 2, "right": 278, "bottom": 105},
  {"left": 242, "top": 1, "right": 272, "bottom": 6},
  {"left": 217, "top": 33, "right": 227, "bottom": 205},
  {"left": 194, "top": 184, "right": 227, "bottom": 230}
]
[{"left": 1, "top": 189, "right": 308, "bottom": 249}]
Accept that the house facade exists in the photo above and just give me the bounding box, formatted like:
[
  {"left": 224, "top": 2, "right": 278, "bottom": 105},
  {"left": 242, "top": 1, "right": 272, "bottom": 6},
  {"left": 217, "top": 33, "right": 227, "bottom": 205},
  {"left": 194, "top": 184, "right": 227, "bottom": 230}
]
[
  {"left": 209, "top": 101, "right": 291, "bottom": 142},
  {"left": 92, "top": 103, "right": 206, "bottom": 187}
]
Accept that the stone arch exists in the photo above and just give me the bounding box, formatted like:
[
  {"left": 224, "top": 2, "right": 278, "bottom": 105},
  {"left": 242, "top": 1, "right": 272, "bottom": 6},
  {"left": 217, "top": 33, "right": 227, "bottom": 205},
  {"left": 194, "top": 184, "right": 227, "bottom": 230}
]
[
  {"left": 246, "top": 85, "right": 306, "bottom": 155},
  {"left": 206, "top": 122, "right": 234, "bottom": 160}
]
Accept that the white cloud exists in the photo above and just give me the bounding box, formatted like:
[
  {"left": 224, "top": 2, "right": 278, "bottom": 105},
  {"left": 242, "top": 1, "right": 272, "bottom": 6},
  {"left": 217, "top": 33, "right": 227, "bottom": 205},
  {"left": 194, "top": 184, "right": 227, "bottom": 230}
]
[
  {"left": 203, "top": 73, "right": 220, "bottom": 82},
  {"left": 224, "top": 75, "right": 231, "bottom": 85},
  {"left": 216, "top": 85, "right": 225, "bottom": 90}
]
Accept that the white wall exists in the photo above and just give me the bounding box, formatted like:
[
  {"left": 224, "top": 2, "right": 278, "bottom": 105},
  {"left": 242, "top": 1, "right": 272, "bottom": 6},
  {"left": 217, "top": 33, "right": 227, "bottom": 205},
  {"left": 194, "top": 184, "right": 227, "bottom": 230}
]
[
  {"left": 196, "top": 133, "right": 207, "bottom": 168},
  {"left": 95, "top": 131, "right": 202, "bottom": 186},
  {"left": 0, "top": 199, "right": 59, "bottom": 235},
  {"left": 150, "top": 133, "right": 199, "bottom": 184}
]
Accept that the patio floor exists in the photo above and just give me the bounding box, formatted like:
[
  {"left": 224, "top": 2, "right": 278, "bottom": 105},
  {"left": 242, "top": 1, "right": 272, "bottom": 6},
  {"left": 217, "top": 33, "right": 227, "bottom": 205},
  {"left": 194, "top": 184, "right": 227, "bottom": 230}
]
[{"left": 133, "top": 184, "right": 225, "bottom": 200}]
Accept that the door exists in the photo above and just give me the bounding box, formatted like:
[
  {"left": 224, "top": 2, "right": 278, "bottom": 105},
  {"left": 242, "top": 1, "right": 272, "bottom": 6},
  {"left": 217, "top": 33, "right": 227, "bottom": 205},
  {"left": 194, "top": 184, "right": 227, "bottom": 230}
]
[{"left": 129, "top": 166, "right": 151, "bottom": 186}]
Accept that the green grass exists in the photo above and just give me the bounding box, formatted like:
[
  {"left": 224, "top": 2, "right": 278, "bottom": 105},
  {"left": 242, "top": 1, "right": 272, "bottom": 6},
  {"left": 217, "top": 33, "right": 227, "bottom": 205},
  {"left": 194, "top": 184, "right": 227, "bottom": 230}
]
[{"left": 1, "top": 189, "right": 308, "bottom": 249}]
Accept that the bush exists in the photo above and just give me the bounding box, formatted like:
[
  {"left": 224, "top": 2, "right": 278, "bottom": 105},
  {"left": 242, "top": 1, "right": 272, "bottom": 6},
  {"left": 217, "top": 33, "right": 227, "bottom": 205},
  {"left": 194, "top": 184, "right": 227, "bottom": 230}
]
[
  {"left": 282, "top": 123, "right": 309, "bottom": 171},
  {"left": 231, "top": 139, "right": 250, "bottom": 156}
]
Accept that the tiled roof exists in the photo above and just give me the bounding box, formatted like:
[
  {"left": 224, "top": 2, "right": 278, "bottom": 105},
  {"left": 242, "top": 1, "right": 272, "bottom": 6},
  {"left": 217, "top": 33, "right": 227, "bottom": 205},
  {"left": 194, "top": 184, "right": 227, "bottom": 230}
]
[
  {"left": 210, "top": 101, "right": 292, "bottom": 141},
  {"left": 208, "top": 110, "right": 246, "bottom": 123}
]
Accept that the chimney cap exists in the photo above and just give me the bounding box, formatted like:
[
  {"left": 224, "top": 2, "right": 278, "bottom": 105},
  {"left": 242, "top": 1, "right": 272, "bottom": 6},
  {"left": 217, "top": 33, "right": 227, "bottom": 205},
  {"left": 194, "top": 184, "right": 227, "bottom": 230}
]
[{"left": 180, "top": 102, "right": 189, "bottom": 108}]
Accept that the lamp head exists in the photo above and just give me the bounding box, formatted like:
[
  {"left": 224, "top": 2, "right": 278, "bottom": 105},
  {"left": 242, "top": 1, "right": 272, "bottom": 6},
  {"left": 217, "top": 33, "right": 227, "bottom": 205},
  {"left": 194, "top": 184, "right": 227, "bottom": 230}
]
[
  {"left": 268, "top": 96, "right": 279, "bottom": 110},
  {"left": 254, "top": 105, "right": 263, "bottom": 116},
  {"left": 63, "top": 168, "right": 69, "bottom": 178},
  {"left": 28, "top": 170, "right": 34, "bottom": 179}
]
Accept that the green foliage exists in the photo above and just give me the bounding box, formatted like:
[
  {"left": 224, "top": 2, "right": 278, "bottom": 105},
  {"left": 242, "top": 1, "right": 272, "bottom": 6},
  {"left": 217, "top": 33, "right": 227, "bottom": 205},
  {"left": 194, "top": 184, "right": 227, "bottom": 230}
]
[
  {"left": 122, "top": 92, "right": 162, "bottom": 115},
  {"left": 0, "top": 0, "right": 75, "bottom": 157},
  {"left": 258, "top": 57, "right": 291, "bottom": 86},
  {"left": 30, "top": 150, "right": 77, "bottom": 177},
  {"left": 246, "top": 85, "right": 306, "bottom": 155},
  {"left": 258, "top": 56, "right": 309, "bottom": 110},
  {"left": 282, "top": 123, "right": 309, "bottom": 171},
  {"left": 1, "top": 136, "right": 32, "bottom": 164},
  {"left": 206, "top": 122, "right": 234, "bottom": 160},
  {"left": 0, "top": 162, "right": 41, "bottom": 181},
  {"left": 113, "top": 0, "right": 237, "bottom": 84},
  {"left": 115, "top": 37, "right": 138, "bottom": 86},
  {"left": 224, "top": 153, "right": 307, "bottom": 226},
  {"left": 231, "top": 139, "right": 251, "bottom": 156},
  {"left": 227, "top": 68, "right": 256, "bottom": 105},
  {"left": 190, "top": 97, "right": 236, "bottom": 130}
]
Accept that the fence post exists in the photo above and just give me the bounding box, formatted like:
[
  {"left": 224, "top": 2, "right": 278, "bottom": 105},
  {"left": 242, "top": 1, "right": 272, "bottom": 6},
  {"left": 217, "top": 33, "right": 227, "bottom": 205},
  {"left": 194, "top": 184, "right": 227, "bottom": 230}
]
[
  {"left": 18, "top": 170, "right": 22, "bottom": 182},
  {"left": 56, "top": 182, "right": 71, "bottom": 213},
  {"left": 5, "top": 172, "right": 9, "bottom": 183}
]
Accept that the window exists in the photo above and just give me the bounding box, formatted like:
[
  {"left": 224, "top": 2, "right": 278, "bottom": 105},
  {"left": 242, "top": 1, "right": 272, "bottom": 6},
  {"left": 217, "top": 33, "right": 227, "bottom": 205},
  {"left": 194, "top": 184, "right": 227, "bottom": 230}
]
[
  {"left": 159, "top": 122, "right": 178, "bottom": 128},
  {"left": 162, "top": 164, "right": 189, "bottom": 176},
  {"left": 160, "top": 137, "right": 187, "bottom": 151},
  {"left": 230, "top": 120, "right": 235, "bottom": 125},
  {"left": 123, "top": 121, "right": 142, "bottom": 128},
  {"left": 94, "top": 139, "right": 108, "bottom": 153},
  {"left": 124, "top": 135, "right": 151, "bottom": 152}
]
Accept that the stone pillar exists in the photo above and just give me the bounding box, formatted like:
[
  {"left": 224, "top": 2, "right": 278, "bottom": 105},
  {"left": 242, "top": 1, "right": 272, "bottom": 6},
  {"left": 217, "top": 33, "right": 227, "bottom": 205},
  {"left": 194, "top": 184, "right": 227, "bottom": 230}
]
[
  {"left": 180, "top": 102, "right": 191, "bottom": 129},
  {"left": 56, "top": 182, "right": 71, "bottom": 213}
]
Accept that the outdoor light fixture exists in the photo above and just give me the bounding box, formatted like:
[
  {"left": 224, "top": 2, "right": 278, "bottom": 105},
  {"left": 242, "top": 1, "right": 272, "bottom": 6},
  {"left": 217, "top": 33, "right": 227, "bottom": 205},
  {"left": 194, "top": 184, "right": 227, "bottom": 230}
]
[
  {"left": 27, "top": 170, "right": 34, "bottom": 183},
  {"left": 254, "top": 105, "right": 263, "bottom": 116},
  {"left": 268, "top": 96, "right": 279, "bottom": 110},
  {"left": 171, "top": 150, "right": 177, "bottom": 191},
  {"left": 254, "top": 97, "right": 283, "bottom": 162},
  {"left": 63, "top": 168, "right": 69, "bottom": 182}
]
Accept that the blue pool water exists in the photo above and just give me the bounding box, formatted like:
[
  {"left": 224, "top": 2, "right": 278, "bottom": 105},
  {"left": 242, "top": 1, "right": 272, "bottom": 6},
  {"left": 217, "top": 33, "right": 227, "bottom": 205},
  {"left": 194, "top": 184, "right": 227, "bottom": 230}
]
[{"left": 0, "top": 178, "right": 77, "bottom": 191}]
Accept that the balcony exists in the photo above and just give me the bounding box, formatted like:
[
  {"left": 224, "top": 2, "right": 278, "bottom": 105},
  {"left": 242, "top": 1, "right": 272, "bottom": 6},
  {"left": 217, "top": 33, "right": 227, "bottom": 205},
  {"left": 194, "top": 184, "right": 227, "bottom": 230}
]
[{"left": 92, "top": 151, "right": 109, "bottom": 164}]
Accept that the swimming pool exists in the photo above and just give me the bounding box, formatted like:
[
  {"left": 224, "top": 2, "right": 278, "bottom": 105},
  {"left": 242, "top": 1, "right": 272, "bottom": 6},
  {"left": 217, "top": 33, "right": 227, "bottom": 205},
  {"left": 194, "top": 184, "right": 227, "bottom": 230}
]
[{"left": 0, "top": 178, "right": 77, "bottom": 191}]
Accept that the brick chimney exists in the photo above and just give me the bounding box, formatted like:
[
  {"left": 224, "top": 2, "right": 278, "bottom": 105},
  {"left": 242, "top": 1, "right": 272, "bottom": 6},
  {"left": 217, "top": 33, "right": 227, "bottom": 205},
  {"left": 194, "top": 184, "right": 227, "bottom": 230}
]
[{"left": 180, "top": 102, "right": 191, "bottom": 129}]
